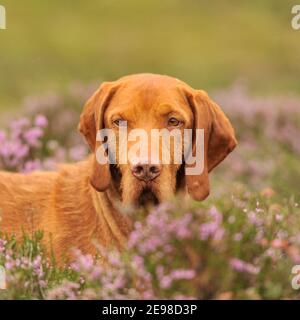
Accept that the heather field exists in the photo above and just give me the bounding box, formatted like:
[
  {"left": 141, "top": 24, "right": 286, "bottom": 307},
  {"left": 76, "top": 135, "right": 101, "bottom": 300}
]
[
  {"left": 1, "top": 0, "right": 300, "bottom": 301},
  {"left": 0, "top": 83, "right": 299, "bottom": 299}
]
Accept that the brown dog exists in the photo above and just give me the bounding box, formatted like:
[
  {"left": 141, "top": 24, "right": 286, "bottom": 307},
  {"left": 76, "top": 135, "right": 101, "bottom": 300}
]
[{"left": 0, "top": 74, "right": 237, "bottom": 262}]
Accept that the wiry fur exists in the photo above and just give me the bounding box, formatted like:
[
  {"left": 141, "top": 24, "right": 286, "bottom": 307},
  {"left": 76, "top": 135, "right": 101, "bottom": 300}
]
[
  {"left": 0, "top": 155, "right": 131, "bottom": 263},
  {"left": 0, "top": 74, "right": 237, "bottom": 262}
]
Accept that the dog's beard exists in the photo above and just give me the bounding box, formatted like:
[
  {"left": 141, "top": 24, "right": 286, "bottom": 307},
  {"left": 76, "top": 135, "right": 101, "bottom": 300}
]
[
  {"left": 121, "top": 172, "right": 163, "bottom": 207},
  {"left": 137, "top": 188, "right": 159, "bottom": 207},
  {"left": 111, "top": 165, "right": 176, "bottom": 207},
  {"left": 113, "top": 165, "right": 179, "bottom": 208}
]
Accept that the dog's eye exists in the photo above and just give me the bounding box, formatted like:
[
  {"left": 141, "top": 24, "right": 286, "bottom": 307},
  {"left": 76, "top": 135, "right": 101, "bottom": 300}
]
[
  {"left": 113, "top": 119, "right": 127, "bottom": 127},
  {"left": 168, "top": 117, "right": 181, "bottom": 127}
]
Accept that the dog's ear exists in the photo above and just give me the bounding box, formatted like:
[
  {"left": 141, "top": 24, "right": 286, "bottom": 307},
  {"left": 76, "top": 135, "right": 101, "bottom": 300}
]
[
  {"left": 78, "top": 82, "right": 118, "bottom": 192},
  {"left": 183, "top": 88, "right": 237, "bottom": 201}
]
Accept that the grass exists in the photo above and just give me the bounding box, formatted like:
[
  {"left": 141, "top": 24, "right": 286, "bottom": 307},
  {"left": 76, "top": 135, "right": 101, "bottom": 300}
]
[{"left": 0, "top": 188, "right": 299, "bottom": 299}]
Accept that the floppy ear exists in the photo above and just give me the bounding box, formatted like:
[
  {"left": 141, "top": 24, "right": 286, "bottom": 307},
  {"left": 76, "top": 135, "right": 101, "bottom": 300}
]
[
  {"left": 78, "top": 82, "right": 118, "bottom": 192},
  {"left": 184, "top": 88, "right": 237, "bottom": 201}
]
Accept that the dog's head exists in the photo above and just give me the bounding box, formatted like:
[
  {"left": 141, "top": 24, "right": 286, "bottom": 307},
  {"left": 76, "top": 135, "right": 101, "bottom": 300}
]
[{"left": 78, "top": 74, "right": 237, "bottom": 206}]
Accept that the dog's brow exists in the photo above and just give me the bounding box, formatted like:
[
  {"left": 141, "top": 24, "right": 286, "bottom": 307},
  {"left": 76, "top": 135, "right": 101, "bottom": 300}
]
[
  {"left": 157, "top": 104, "right": 189, "bottom": 122},
  {"left": 157, "top": 104, "right": 175, "bottom": 114},
  {"left": 105, "top": 108, "right": 128, "bottom": 121}
]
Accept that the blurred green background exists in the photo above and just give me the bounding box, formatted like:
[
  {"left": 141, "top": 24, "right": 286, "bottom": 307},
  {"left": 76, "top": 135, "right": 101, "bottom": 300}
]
[{"left": 0, "top": 0, "right": 299, "bottom": 108}]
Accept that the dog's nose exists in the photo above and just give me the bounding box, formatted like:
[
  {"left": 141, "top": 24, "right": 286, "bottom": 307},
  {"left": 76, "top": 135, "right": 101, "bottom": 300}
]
[{"left": 131, "top": 163, "right": 162, "bottom": 181}]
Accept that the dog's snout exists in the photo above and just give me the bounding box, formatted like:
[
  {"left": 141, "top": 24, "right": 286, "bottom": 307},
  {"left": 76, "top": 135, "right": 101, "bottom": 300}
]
[{"left": 131, "top": 163, "right": 162, "bottom": 181}]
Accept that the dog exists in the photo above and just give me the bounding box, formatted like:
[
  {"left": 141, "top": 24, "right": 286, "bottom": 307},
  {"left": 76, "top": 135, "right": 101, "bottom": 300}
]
[{"left": 0, "top": 74, "right": 237, "bottom": 262}]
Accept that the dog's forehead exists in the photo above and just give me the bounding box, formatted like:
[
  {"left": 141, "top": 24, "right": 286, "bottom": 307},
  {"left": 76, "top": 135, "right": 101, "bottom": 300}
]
[
  {"left": 118, "top": 73, "right": 184, "bottom": 87},
  {"left": 109, "top": 74, "right": 187, "bottom": 112}
]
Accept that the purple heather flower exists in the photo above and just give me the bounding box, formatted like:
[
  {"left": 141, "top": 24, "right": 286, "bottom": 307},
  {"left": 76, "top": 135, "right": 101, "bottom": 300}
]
[
  {"left": 23, "top": 159, "right": 42, "bottom": 173},
  {"left": 34, "top": 115, "right": 48, "bottom": 128},
  {"left": 23, "top": 127, "right": 43, "bottom": 147},
  {"left": 229, "top": 258, "right": 259, "bottom": 275}
]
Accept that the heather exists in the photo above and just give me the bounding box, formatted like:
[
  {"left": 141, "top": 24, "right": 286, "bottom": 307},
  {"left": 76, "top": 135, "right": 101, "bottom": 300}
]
[{"left": 0, "top": 83, "right": 300, "bottom": 299}]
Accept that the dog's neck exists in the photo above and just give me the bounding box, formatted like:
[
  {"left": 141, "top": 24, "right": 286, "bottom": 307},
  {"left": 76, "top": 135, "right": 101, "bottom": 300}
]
[{"left": 89, "top": 175, "right": 132, "bottom": 250}]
